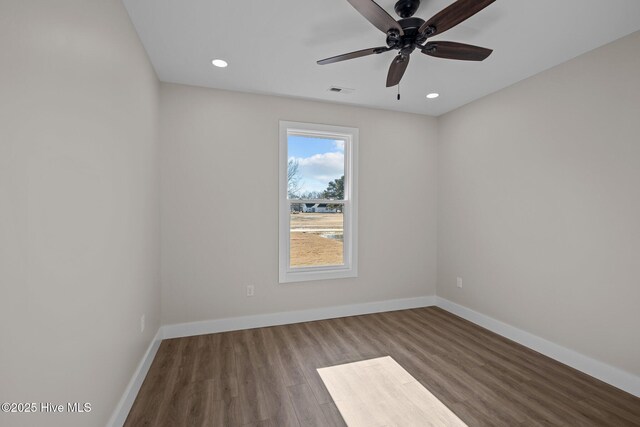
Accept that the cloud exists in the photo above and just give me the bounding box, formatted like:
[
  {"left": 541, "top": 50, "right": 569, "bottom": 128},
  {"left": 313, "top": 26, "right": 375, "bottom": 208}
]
[
  {"left": 333, "top": 140, "right": 345, "bottom": 152},
  {"left": 297, "top": 152, "right": 344, "bottom": 174},
  {"left": 291, "top": 151, "right": 344, "bottom": 193}
]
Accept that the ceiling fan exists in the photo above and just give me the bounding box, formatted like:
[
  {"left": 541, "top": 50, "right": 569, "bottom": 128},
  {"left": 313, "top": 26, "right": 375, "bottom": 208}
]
[{"left": 317, "top": 0, "right": 495, "bottom": 87}]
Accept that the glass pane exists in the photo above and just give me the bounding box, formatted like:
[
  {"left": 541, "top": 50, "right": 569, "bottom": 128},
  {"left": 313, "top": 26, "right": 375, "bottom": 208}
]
[
  {"left": 287, "top": 134, "right": 345, "bottom": 200},
  {"left": 290, "top": 204, "right": 344, "bottom": 268}
]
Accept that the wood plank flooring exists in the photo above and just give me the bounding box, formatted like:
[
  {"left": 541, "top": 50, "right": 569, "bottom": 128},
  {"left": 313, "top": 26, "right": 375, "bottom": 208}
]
[{"left": 125, "top": 307, "right": 640, "bottom": 426}]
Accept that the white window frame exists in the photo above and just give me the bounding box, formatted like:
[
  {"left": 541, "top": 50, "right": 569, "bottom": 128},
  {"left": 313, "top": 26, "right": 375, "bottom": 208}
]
[{"left": 279, "top": 121, "right": 358, "bottom": 283}]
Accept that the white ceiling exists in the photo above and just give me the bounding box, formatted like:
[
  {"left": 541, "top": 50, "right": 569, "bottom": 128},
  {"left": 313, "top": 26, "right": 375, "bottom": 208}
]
[{"left": 123, "top": 0, "right": 640, "bottom": 116}]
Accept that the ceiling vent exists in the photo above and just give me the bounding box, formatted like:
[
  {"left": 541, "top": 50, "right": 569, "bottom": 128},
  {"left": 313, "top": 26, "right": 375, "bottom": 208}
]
[{"left": 328, "top": 86, "right": 355, "bottom": 94}]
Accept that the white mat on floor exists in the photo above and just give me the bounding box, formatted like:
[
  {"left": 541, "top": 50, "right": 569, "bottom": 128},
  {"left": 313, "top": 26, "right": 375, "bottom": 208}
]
[{"left": 317, "top": 356, "right": 467, "bottom": 427}]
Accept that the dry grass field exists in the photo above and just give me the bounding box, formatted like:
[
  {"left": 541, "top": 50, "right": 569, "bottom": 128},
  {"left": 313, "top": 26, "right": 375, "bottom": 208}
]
[{"left": 290, "top": 213, "right": 344, "bottom": 267}]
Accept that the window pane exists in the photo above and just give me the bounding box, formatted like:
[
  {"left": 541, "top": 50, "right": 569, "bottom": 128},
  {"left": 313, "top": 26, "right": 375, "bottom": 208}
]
[
  {"left": 287, "top": 134, "right": 345, "bottom": 200},
  {"left": 290, "top": 205, "right": 344, "bottom": 268}
]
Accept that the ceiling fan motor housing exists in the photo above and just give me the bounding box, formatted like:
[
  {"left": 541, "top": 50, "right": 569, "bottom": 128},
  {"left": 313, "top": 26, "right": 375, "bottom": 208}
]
[
  {"left": 386, "top": 17, "right": 427, "bottom": 50},
  {"left": 394, "top": 0, "right": 421, "bottom": 18}
]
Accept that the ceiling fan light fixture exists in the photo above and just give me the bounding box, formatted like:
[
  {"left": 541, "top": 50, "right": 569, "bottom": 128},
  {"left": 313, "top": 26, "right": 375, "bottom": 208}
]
[
  {"left": 426, "top": 93, "right": 440, "bottom": 99},
  {"left": 211, "top": 59, "right": 228, "bottom": 68}
]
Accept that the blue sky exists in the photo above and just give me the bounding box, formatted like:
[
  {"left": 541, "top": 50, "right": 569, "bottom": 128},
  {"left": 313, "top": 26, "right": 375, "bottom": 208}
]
[{"left": 288, "top": 135, "right": 344, "bottom": 194}]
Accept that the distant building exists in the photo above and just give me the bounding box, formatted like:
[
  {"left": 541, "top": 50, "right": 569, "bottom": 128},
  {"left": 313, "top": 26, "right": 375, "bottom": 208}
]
[{"left": 302, "top": 203, "right": 340, "bottom": 213}]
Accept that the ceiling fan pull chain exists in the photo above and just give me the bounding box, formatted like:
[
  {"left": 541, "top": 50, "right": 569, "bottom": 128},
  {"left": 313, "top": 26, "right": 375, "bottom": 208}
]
[{"left": 397, "top": 83, "right": 401, "bottom": 101}]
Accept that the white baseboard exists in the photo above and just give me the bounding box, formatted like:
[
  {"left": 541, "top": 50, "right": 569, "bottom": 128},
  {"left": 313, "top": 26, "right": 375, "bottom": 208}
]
[
  {"left": 160, "top": 295, "right": 436, "bottom": 339},
  {"left": 109, "top": 294, "right": 638, "bottom": 427},
  {"left": 436, "top": 297, "right": 640, "bottom": 398},
  {"left": 107, "top": 330, "right": 163, "bottom": 427},
  {"left": 107, "top": 296, "right": 435, "bottom": 425}
]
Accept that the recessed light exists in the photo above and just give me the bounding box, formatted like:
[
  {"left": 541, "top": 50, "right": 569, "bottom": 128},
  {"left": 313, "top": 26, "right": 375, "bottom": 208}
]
[
  {"left": 211, "top": 59, "right": 228, "bottom": 68},
  {"left": 426, "top": 93, "right": 440, "bottom": 99}
]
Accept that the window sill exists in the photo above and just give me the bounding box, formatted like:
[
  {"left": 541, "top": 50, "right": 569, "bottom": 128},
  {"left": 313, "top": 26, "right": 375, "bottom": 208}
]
[{"left": 279, "top": 266, "right": 358, "bottom": 284}]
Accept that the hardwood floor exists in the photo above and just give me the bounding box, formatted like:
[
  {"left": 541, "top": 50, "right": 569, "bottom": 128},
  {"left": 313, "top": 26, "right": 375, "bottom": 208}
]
[{"left": 125, "top": 307, "right": 640, "bottom": 426}]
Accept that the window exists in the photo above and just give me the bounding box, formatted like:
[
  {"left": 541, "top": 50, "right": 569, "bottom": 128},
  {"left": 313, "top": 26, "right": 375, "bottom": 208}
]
[{"left": 279, "top": 121, "right": 358, "bottom": 283}]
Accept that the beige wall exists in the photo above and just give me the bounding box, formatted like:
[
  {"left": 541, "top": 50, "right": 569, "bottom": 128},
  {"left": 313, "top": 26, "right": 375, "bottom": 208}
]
[
  {"left": 0, "top": 1, "right": 160, "bottom": 426},
  {"left": 437, "top": 31, "right": 640, "bottom": 375},
  {"left": 2, "top": 0, "right": 638, "bottom": 420},
  {"left": 159, "top": 83, "right": 438, "bottom": 324}
]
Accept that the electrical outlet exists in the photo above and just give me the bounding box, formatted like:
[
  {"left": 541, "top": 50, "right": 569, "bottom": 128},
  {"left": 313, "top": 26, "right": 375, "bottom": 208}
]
[
  {"left": 140, "top": 314, "right": 145, "bottom": 333},
  {"left": 246, "top": 285, "right": 255, "bottom": 297},
  {"left": 457, "top": 277, "right": 463, "bottom": 289}
]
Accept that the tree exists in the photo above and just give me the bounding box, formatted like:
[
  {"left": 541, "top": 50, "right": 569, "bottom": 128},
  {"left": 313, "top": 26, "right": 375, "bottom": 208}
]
[
  {"left": 287, "top": 159, "right": 302, "bottom": 198},
  {"left": 322, "top": 176, "right": 344, "bottom": 212},
  {"left": 323, "top": 176, "right": 344, "bottom": 200},
  {"left": 299, "top": 191, "right": 323, "bottom": 199}
]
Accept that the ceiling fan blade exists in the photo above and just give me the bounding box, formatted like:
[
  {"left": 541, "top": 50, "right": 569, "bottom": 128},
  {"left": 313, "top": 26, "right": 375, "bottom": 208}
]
[
  {"left": 317, "top": 47, "right": 388, "bottom": 65},
  {"left": 386, "top": 54, "right": 410, "bottom": 87},
  {"left": 419, "top": 0, "right": 495, "bottom": 37},
  {"left": 422, "top": 41, "right": 492, "bottom": 61},
  {"left": 347, "top": 0, "right": 404, "bottom": 35}
]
